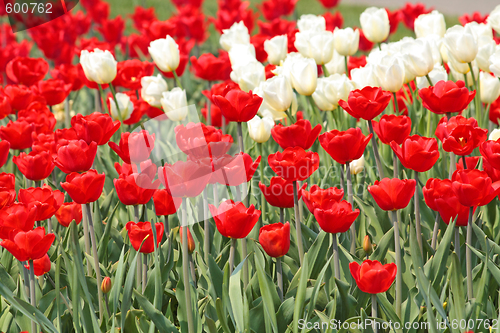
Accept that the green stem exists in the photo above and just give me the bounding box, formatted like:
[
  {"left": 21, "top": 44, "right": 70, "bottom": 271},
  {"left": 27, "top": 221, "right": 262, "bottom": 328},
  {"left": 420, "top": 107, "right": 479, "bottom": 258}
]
[
  {"left": 372, "top": 294, "right": 378, "bottom": 333},
  {"left": 368, "top": 121, "right": 385, "bottom": 179},
  {"left": 455, "top": 226, "right": 461, "bottom": 261},
  {"left": 393, "top": 92, "right": 399, "bottom": 114},
  {"left": 108, "top": 83, "right": 124, "bottom": 124},
  {"left": 344, "top": 56, "right": 349, "bottom": 77},
  {"left": 181, "top": 198, "right": 195, "bottom": 333},
  {"left": 431, "top": 213, "right": 440, "bottom": 251},
  {"left": 236, "top": 122, "right": 249, "bottom": 288},
  {"left": 425, "top": 74, "right": 433, "bottom": 87},
  {"left": 414, "top": 171, "right": 423, "bottom": 258},
  {"left": 332, "top": 233, "right": 340, "bottom": 280},
  {"left": 346, "top": 163, "right": 356, "bottom": 254},
  {"left": 321, "top": 64, "right": 330, "bottom": 77},
  {"left": 98, "top": 84, "right": 112, "bottom": 116},
  {"left": 293, "top": 180, "right": 304, "bottom": 265},
  {"left": 285, "top": 109, "right": 295, "bottom": 123},
  {"left": 468, "top": 62, "right": 481, "bottom": 127},
  {"left": 229, "top": 238, "right": 237, "bottom": 274},
  {"left": 466, "top": 206, "right": 473, "bottom": 300},
  {"left": 393, "top": 151, "right": 398, "bottom": 178},
  {"left": 276, "top": 257, "right": 283, "bottom": 302},
  {"left": 280, "top": 208, "right": 284, "bottom": 224},
  {"left": 82, "top": 204, "right": 92, "bottom": 276},
  {"left": 85, "top": 203, "right": 103, "bottom": 322},
  {"left": 206, "top": 81, "right": 212, "bottom": 126},
  {"left": 259, "top": 143, "right": 266, "bottom": 229},
  {"left": 142, "top": 254, "right": 147, "bottom": 293},
  {"left": 134, "top": 205, "right": 141, "bottom": 291},
  {"left": 172, "top": 71, "right": 183, "bottom": 90},
  {"left": 29, "top": 259, "right": 37, "bottom": 333},
  {"left": 203, "top": 189, "right": 210, "bottom": 264},
  {"left": 391, "top": 210, "right": 402, "bottom": 318},
  {"left": 64, "top": 97, "right": 71, "bottom": 128}
]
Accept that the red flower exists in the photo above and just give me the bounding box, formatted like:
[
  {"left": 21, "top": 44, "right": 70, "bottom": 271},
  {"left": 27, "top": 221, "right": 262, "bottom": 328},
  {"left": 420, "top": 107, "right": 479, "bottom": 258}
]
[
  {"left": 18, "top": 102, "right": 56, "bottom": 135},
  {"left": 459, "top": 12, "right": 488, "bottom": 25},
  {"left": 259, "top": 177, "right": 306, "bottom": 208},
  {"left": 36, "top": 79, "right": 72, "bottom": 106},
  {"left": 6, "top": 57, "right": 49, "bottom": 86},
  {"left": 97, "top": 16, "right": 125, "bottom": 45},
  {"left": 451, "top": 169, "right": 500, "bottom": 207},
  {"left": 50, "top": 64, "right": 85, "bottom": 91},
  {"left": 490, "top": 96, "right": 500, "bottom": 125},
  {"left": 0, "top": 140, "right": 9, "bottom": 168},
  {"left": 386, "top": 8, "right": 402, "bottom": 35},
  {"left": 108, "top": 130, "right": 155, "bottom": 165},
  {"left": 153, "top": 189, "right": 182, "bottom": 216},
  {"left": 212, "top": 153, "right": 261, "bottom": 186},
  {"left": 0, "top": 183, "right": 16, "bottom": 210},
  {"left": 348, "top": 55, "right": 367, "bottom": 73},
  {"left": 0, "top": 120, "right": 35, "bottom": 150},
  {"left": 175, "top": 123, "right": 233, "bottom": 159},
  {"left": 213, "top": 87, "right": 263, "bottom": 123},
  {"left": 209, "top": 200, "right": 261, "bottom": 239},
  {"left": 24, "top": 254, "right": 51, "bottom": 276},
  {"left": 3, "top": 85, "right": 33, "bottom": 111},
  {"left": 130, "top": 6, "right": 157, "bottom": 32},
  {"left": 301, "top": 184, "right": 344, "bottom": 214},
  {"left": 55, "top": 202, "right": 83, "bottom": 227},
  {"left": 113, "top": 60, "right": 154, "bottom": 90},
  {"left": 179, "top": 226, "right": 196, "bottom": 253},
  {"left": 484, "top": 158, "right": 500, "bottom": 182},
  {"left": 0, "top": 203, "right": 37, "bottom": 238},
  {"left": 0, "top": 91, "right": 12, "bottom": 120},
  {"left": 54, "top": 140, "right": 97, "bottom": 174},
  {"left": 126, "top": 221, "right": 164, "bottom": 253},
  {"left": 368, "top": 178, "right": 416, "bottom": 211},
  {"left": 358, "top": 28, "right": 374, "bottom": 52},
  {"left": 314, "top": 200, "right": 360, "bottom": 234},
  {"left": 349, "top": 260, "right": 397, "bottom": 294},
  {"left": 61, "top": 170, "right": 106, "bottom": 204},
  {"left": 259, "top": 0, "right": 297, "bottom": 20},
  {"left": 271, "top": 119, "right": 322, "bottom": 150},
  {"left": 1, "top": 227, "right": 55, "bottom": 262},
  {"left": 201, "top": 104, "right": 229, "bottom": 128},
  {"left": 440, "top": 124, "right": 487, "bottom": 156},
  {"left": 339, "top": 87, "right": 392, "bottom": 121},
  {"left": 259, "top": 222, "right": 290, "bottom": 257},
  {"left": 480, "top": 140, "right": 500, "bottom": 170},
  {"left": 202, "top": 80, "right": 240, "bottom": 103},
  {"left": 390, "top": 135, "right": 439, "bottom": 172},
  {"left": 418, "top": 80, "right": 475, "bottom": 115},
  {"left": 250, "top": 34, "right": 269, "bottom": 63},
  {"left": 159, "top": 160, "right": 211, "bottom": 198},
  {"left": 71, "top": 112, "right": 121, "bottom": 146},
  {"left": 190, "top": 52, "right": 232, "bottom": 82},
  {"left": 318, "top": 0, "right": 339, "bottom": 9},
  {"left": 456, "top": 156, "right": 480, "bottom": 171},
  {"left": 268, "top": 147, "right": 319, "bottom": 182},
  {"left": 400, "top": 2, "right": 432, "bottom": 30},
  {"left": 372, "top": 115, "right": 412, "bottom": 145},
  {"left": 13, "top": 151, "right": 55, "bottom": 181},
  {"left": 258, "top": 18, "right": 296, "bottom": 37},
  {"left": 319, "top": 128, "right": 372, "bottom": 165},
  {"left": 114, "top": 168, "right": 160, "bottom": 206},
  {"left": 18, "top": 185, "right": 64, "bottom": 221}
]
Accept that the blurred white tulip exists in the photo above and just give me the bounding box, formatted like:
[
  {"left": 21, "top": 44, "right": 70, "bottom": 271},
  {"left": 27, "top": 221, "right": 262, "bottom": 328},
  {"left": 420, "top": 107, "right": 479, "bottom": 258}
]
[
  {"left": 360, "top": 7, "right": 390, "bottom": 44},
  {"left": 141, "top": 75, "right": 168, "bottom": 108},
  {"left": 109, "top": 93, "right": 134, "bottom": 121},
  {"left": 297, "top": 14, "right": 326, "bottom": 32},
  {"left": 264, "top": 35, "right": 288, "bottom": 65},
  {"left": 261, "top": 75, "right": 294, "bottom": 112},
  {"left": 80, "top": 48, "right": 117, "bottom": 84},
  {"left": 414, "top": 10, "right": 446, "bottom": 38},
  {"left": 295, "top": 30, "right": 335, "bottom": 65},
  {"left": 160, "top": 88, "right": 188, "bottom": 121},
  {"left": 148, "top": 36, "right": 180, "bottom": 73},
  {"left": 480, "top": 72, "right": 500, "bottom": 104},
  {"left": 375, "top": 54, "right": 405, "bottom": 92},
  {"left": 248, "top": 115, "right": 275, "bottom": 143},
  {"left": 312, "top": 74, "right": 354, "bottom": 111},
  {"left": 443, "top": 25, "right": 478, "bottom": 64},
  {"left": 219, "top": 21, "right": 251, "bottom": 51},
  {"left": 333, "top": 27, "right": 359, "bottom": 56}
]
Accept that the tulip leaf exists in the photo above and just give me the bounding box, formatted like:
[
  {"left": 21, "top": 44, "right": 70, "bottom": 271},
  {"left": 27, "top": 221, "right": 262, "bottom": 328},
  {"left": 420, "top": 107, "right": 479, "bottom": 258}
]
[
  {"left": 425, "top": 220, "right": 455, "bottom": 289},
  {"left": 304, "top": 255, "right": 332, "bottom": 329},
  {"left": 215, "top": 298, "right": 232, "bottom": 333},
  {"left": 133, "top": 289, "right": 179, "bottom": 332},
  {"left": 255, "top": 250, "right": 279, "bottom": 333},
  {"left": 449, "top": 252, "right": 466, "bottom": 330},
  {"left": 370, "top": 225, "right": 394, "bottom": 262},
  {"left": 120, "top": 248, "right": 140, "bottom": 330},
  {"left": 293, "top": 256, "right": 308, "bottom": 333},
  {"left": 229, "top": 259, "right": 246, "bottom": 333},
  {"left": 376, "top": 293, "right": 401, "bottom": 327}
]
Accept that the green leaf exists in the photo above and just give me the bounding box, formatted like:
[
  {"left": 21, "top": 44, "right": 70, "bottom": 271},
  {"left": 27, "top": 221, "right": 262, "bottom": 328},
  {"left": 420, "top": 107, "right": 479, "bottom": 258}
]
[
  {"left": 229, "top": 260, "right": 246, "bottom": 333},
  {"left": 133, "top": 289, "right": 179, "bottom": 332},
  {"left": 254, "top": 251, "right": 279, "bottom": 333},
  {"left": 376, "top": 293, "right": 401, "bottom": 327},
  {"left": 120, "top": 249, "right": 141, "bottom": 330},
  {"left": 293, "top": 256, "right": 308, "bottom": 333}
]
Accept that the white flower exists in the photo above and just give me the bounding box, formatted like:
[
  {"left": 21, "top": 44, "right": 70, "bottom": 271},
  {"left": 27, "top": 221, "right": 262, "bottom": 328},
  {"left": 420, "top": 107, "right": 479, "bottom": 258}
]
[
  {"left": 350, "top": 63, "right": 379, "bottom": 89},
  {"left": 487, "top": 4, "right": 500, "bottom": 35},
  {"left": 324, "top": 50, "right": 347, "bottom": 75},
  {"left": 228, "top": 44, "right": 257, "bottom": 70},
  {"left": 264, "top": 35, "right": 288, "bottom": 65},
  {"left": 261, "top": 75, "right": 294, "bottom": 112},
  {"left": 148, "top": 36, "right": 180, "bottom": 73},
  {"left": 160, "top": 88, "right": 188, "bottom": 121},
  {"left": 247, "top": 115, "right": 274, "bottom": 143},
  {"left": 443, "top": 25, "right": 478, "bottom": 64},
  {"left": 375, "top": 54, "right": 405, "bottom": 92},
  {"left": 141, "top": 75, "right": 168, "bottom": 108},
  {"left": 416, "top": 65, "right": 448, "bottom": 89},
  {"left": 333, "top": 27, "right": 360, "bottom": 56},
  {"left": 489, "top": 46, "right": 500, "bottom": 77},
  {"left": 289, "top": 56, "right": 318, "bottom": 96},
  {"left": 480, "top": 72, "right": 500, "bottom": 104},
  {"left": 349, "top": 155, "right": 365, "bottom": 175},
  {"left": 109, "top": 93, "right": 134, "bottom": 121},
  {"left": 230, "top": 61, "right": 266, "bottom": 92},
  {"left": 360, "top": 7, "right": 390, "bottom": 44},
  {"left": 294, "top": 30, "right": 335, "bottom": 65},
  {"left": 414, "top": 10, "right": 446, "bottom": 38},
  {"left": 476, "top": 40, "right": 497, "bottom": 72},
  {"left": 450, "top": 62, "right": 478, "bottom": 86},
  {"left": 80, "top": 48, "right": 117, "bottom": 84},
  {"left": 400, "top": 38, "right": 434, "bottom": 81},
  {"left": 465, "top": 22, "right": 493, "bottom": 47},
  {"left": 297, "top": 14, "right": 326, "bottom": 32},
  {"left": 489, "top": 128, "right": 500, "bottom": 141},
  {"left": 312, "top": 74, "right": 354, "bottom": 111},
  {"left": 219, "top": 21, "right": 250, "bottom": 51}
]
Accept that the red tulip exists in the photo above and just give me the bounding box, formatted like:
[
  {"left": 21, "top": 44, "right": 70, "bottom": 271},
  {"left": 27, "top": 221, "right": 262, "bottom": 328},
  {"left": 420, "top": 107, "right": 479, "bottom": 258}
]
[
  {"left": 349, "top": 260, "right": 397, "bottom": 294},
  {"left": 259, "top": 222, "right": 290, "bottom": 257},
  {"left": 318, "top": 0, "right": 339, "bottom": 9},
  {"left": 24, "top": 254, "right": 51, "bottom": 276},
  {"left": 0, "top": 186, "right": 16, "bottom": 209},
  {"left": 113, "top": 59, "right": 154, "bottom": 90},
  {"left": 190, "top": 53, "right": 232, "bottom": 82},
  {"left": 390, "top": 135, "right": 440, "bottom": 172},
  {"left": 209, "top": 200, "right": 261, "bottom": 239},
  {"left": 125, "top": 221, "right": 164, "bottom": 253},
  {"left": 0, "top": 173, "right": 15, "bottom": 189},
  {"left": 13, "top": 151, "right": 55, "bottom": 181},
  {"left": 6, "top": 57, "right": 49, "bottom": 86},
  {"left": 212, "top": 153, "right": 261, "bottom": 186},
  {"left": 386, "top": 8, "right": 402, "bottom": 35},
  {"left": 456, "top": 156, "right": 480, "bottom": 171},
  {"left": 202, "top": 80, "right": 240, "bottom": 104},
  {"left": 54, "top": 140, "right": 97, "bottom": 174},
  {"left": 153, "top": 189, "right": 182, "bottom": 216},
  {"left": 114, "top": 168, "right": 160, "bottom": 206},
  {"left": 0, "top": 227, "right": 55, "bottom": 262},
  {"left": 339, "top": 87, "right": 392, "bottom": 121},
  {"left": 201, "top": 104, "right": 229, "bottom": 128},
  {"left": 179, "top": 226, "right": 196, "bottom": 253},
  {"left": 3, "top": 84, "right": 34, "bottom": 111},
  {"left": 0, "top": 140, "right": 10, "bottom": 168},
  {"left": 213, "top": 87, "right": 263, "bottom": 123},
  {"left": 271, "top": 119, "right": 322, "bottom": 150},
  {"left": 61, "top": 170, "right": 106, "bottom": 204},
  {"left": 368, "top": 178, "right": 416, "bottom": 211},
  {"left": 18, "top": 185, "right": 64, "bottom": 221},
  {"left": 435, "top": 115, "right": 478, "bottom": 141},
  {"left": 0, "top": 120, "right": 35, "bottom": 150},
  {"left": 301, "top": 184, "right": 344, "bottom": 214},
  {"left": 400, "top": 2, "right": 432, "bottom": 30},
  {"left": 55, "top": 202, "right": 83, "bottom": 227},
  {"left": 260, "top": 0, "right": 297, "bottom": 20},
  {"left": 50, "top": 64, "right": 85, "bottom": 91},
  {"left": 159, "top": 160, "right": 211, "bottom": 198},
  {"left": 459, "top": 12, "right": 488, "bottom": 25},
  {"left": 175, "top": 123, "right": 233, "bottom": 159},
  {"left": 451, "top": 169, "right": 500, "bottom": 207},
  {"left": 418, "top": 80, "right": 475, "bottom": 115},
  {"left": 324, "top": 12, "right": 344, "bottom": 32},
  {"left": 98, "top": 16, "right": 125, "bottom": 45},
  {"left": 108, "top": 130, "right": 155, "bottom": 165},
  {"left": 259, "top": 177, "right": 306, "bottom": 208},
  {"left": 36, "top": 79, "right": 72, "bottom": 106},
  {"left": 268, "top": 147, "right": 319, "bottom": 182},
  {"left": 17, "top": 102, "right": 56, "bottom": 135},
  {"left": 71, "top": 112, "right": 121, "bottom": 146},
  {"left": 319, "top": 128, "right": 372, "bottom": 165},
  {"left": 0, "top": 203, "right": 37, "bottom": 238},
  {"left": 480, "top": 140, "right": 500, "bottom": 170},
  {"left": 314, "top": 200, "right": 360, "bottom": 234},
  {"left": 441, "top": 125, "right": 487, "bottom": 156},
  {"left": 371, "top": 115, "right": 411, "bottom": 145}
]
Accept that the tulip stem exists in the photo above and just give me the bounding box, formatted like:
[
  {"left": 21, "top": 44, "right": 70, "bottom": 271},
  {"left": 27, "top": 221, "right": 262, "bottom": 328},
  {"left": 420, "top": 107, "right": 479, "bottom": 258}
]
[
  {"left": 81, "top": 204, "right": 92, "bottom": 276},
  {"left": 339, "top": 164, "right": 345, "bottom": 192},
  {"left": 206, "top": 81, "right": 212, "bottom": 127},
  {"left": 466, "top": 206, "right": 473, "bottom": 300},
  {"left": 332, "top": 233, "right": 340, "bottom": 280},
  {"left": 344, "top": 56, "right": 348, "bottom": 77},
  {"left": 431, "top": 213, "right": 440, "bottom": 251},
  {"left": 393, "top": 151, "right": 398, "bottom": 178},
  {"left": 229, "top": 238, "right": 237, "bottom": 274},
  {"left": 172, "top": 71, "right": 183, "bottom": 90},
  {"left": 142, "top": 254, "right": 147, "bottom": 293},
  {"left": 414, "top": 171, "right": 423, "bottom": 258},
  {"left": 468, "top": 62, "right": 481, "bottom": 127},
  {"left": 259, "top": 143, "right": 266, "bottom": 230},
  {"left": 134, "top": 205, "right": 142, "bottom": 291},
  {"left": 371, "top": 294, "right": 378, "bottom": 333},
  {"left": 108, "top": 83, "right": 125, "bottom": 124},
  {"left": 455, "top": 226, "right": 461, "bottom": 261},
  {"left": 392, "top": 92, "right": 399, "bottom": 114},
  {"left": 367, "top": 121, "right": 385, "bottom": 179},
  {"left": 64, "top": 97, "right": 71, "bottom": 128},
  {"left": 85, "top": 203, "right": 103, "bottom": 322},
  {"left": 276, "top": 257, "right": 284, "bottom": 302},
  {"left": 280, "top": 208, "right": 284, "bottom": 224},
  {"left": 390, "top": 210, "right": 402, "bottom": 318},
  {"left": 293, "top": 180, "right": 304, "bottom": 265},
  {"left": 189, "top": 253, "right": 197, "bottom": 288},
  {"left": 346, "top": 163, "right": 356, "bottom": 254},
  {"left": 236, "top": 122, "right": 245, "bottom": 153},
  {"left": 425, "top": 74, "right": 433, "bottom": 87},
  {"left": 203, "top": 189, "right": 210, "bottom": 264},
  {"left": 29, "top": 259, "right": 37, "bottom": 333},
  {"left": 236, "top": 121, "right": 249, "bottom": 288},
  {"left": 321, "top": 64, "right": 330, "bottom": 77},
  {"left": 181, "top": 198, "right": 195, "bottom": 333},
  {"left": 97, "top": 84, "right": 111, "bottom": 117}
]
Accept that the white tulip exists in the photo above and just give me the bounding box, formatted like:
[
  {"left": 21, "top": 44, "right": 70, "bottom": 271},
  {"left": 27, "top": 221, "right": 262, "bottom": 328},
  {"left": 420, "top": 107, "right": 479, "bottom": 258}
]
[
  {"left": 447, "top": 49, "right": 471, "bottom": 74},
  {"left": 465, "top": 22, "right": 493, "bottom": 47},
  {"left": 109, "top": 93, "right": 134, "bottom": 121},
  {"left": 219, "top": 21, "right": 250, "bottom": 51},
  {"left": 476, "top": 41, "right": 497, "bottom": 72},
  {"left": 487, "top": 5, "right": 500, "bottom": 35},
  {"left": 148, "top": 36, "right": 180, "bottom": 73},
  {"left": 350, "top": 64, "right": 379, "bottom": 89},
  {"left": 489, "top": 128, "right": 500, "bottom": 141},
  {"left": 228, "top": 44, "right": 257, "bottom": 69},
  {"left": 230, "top": 61, "right": 266, "bottom": 92},
  {"left": 80, "top": 48, "right": 117, "bottom": 84},
  {"left": 312, "top": 74, "right": 354, "bottom": 111},
  {"left": 360, "top": 7, "right": 390, "bottom": 44},
  {"left": 450, "top": 62, "right": 478, "bottom": 86},
  {"left": 261, "top": 75, "right": 294, "bottom": 112},
  {"left": 375, "top": 54, "right": 405, "bottom": 92},
  {"left": 264, "top": 35, "right": 288, "bottom": 65},
  {"left": 247, "top": 115, "right": 274, "bottom": 143},
  {"left": 160, "top": 88, "right": 188, "bottom": 121},
  {"left": 421, "top": 35, "right": 443, "bottom": 65},
  {"left": 289, "top": 56, "right": 318, "bottom": 96},
  {"left": 443, "top": 25, "right": 478, "bottom": 64},
  {"left": 414, "top": 10, "right": 446, "bottom": 38},
  {"left": 416, "top": 65, "right": 448, "bottom": 89},
  {"left": 141, "top": 75, "right": 168, "bottom": 108},
  {"left": 297, "top": 14, "right": 326, "bottom": 32},
  {"left": 489, "top": 47, "right": 500, "bottom": 77},
  {"left": 401, "top": 39, "right": 434, "bottom": 80},
  {"left": 294, "top": 30, "right": 335, "bottom": 65},
  {"left": 349, "top": 155, "right": 365, "bottom": 175},
  {"left": 271, "top": 52, "right": 303, "bottom": 81},
  {"left": 480, "top": 72, "right": 500, "bottom": 104},
  {"left": 324, "top": 50, "right": 347, "bottom": 75},
  {"left": 333, "top": 27, "right": 359, "bottom": 56}
]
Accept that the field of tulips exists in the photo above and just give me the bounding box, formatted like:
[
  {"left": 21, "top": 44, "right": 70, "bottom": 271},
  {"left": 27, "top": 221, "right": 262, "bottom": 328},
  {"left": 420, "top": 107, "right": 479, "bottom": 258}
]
[{"left": 2, "top": 0, "right": 500, "bottom": 332}]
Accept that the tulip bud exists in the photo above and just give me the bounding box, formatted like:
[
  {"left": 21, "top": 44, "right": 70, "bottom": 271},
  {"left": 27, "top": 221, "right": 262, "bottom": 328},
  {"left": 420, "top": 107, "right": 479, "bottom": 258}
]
[
  {"left": 414, "top": 10, "right": 446, "bottom": 38},
  {"left": 264, "top": 35, "right": 288, "bottom": 65},
  {"left": 480, "top": 72, "right": 500, "bottom": 104},
  {"left": 220, "top": 21, "right": 251, "bottom": 51},
  {"left": 230, "top": 61, "right": 266, "bottom": 92},
  {"left": 160, "top": 88, "right": 188, "bottom": 121},
  {"left": 488, "top": 5, "right": 500, "bottom": 35},
  {"left": 109, "top": 93, "right": 134, "bottom": 121},
  {"left": 101, "top": 276, "right": 112, "bottom": 294},
  {"left": 141, "top": 74, "right": 168, "bottom": 108},
  {"left": 312, "top": 74, "right": 354, "bottom": 111},
  {"left": 297, "top": 14, "right": 326, "bottom": 32},
  {"left": 289, "top": 57, "right": 318, "bottom": 96},
  {"left": 443, "top": 25, "right": 478, "bottom": 64},
  {"left": 148, "top": 35, "right": 180, "bottom": 73},
  {"left": 489, "top": 129, "right": 500, "bottom": 141},
  {"left": 80, "top": 48, "right": 117, "bottom": 84},
  {"left": 359, "top": 7, "right": 390, "bottom": 44},
  {"left": 442, "top": 302, "right": 447, "bottom": 310},
  {"left": 490, "top": 48, "right": 500, "bottom": 77},
  {"left": 248, "top": 115, "right": 274, "bottom": 143},
  {"left": 350, "top": 155, "right": 365, "bottom": 175},
  {"left": 375, "top": 54, "right": 405, "bottom": 92},
  {"left": 180, "top": 227, "right": 195, "bottom": 254},
  {"left": 363, "top": 235, "right": 373, "bottom": 256},
  {"left": 333, "top": 28, "right": 359, "bottom": 56}
]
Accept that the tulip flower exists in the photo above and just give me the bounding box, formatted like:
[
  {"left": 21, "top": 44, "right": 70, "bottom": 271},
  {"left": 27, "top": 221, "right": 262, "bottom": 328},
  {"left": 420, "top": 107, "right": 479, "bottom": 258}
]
[
  {"left": 0, "top": 177, "right": 16, "bottom": 209},
  {"left": 80, "top": 49, "right": 117, "bottom": 84},
  {"left": 443, "top": 25, "right": 478, "bottom": 64},
  {"left": 339, "top": 87, "right": 392, "bottom": 121},
  {"left": 476, "top": 41, "right": 496, "bottom": 73},
  {"left": 148, "top": 36, "right": 180, "bottom": 73},
  {"left": 313, "top": 74, "right": 355, "bottom": 111},
  {"left": 101, "top": 277, "right": 112, "bottom": 294},
  {"left": 319, "top": 128, "right": 372, "bottom": 165},
  {"left": 268, "top": 147, "right": 319, "bottom": 182},
  {"left": 259, "top": 177, "right": 306, "bottom": 209},
  {"left": 109, "top": 93, "right": 134, "bottom": 122},
  {"left": 0, "top": 227, "right": 55, "bottom": 262},
  {"left": 161, "top": 88, "right": 188, "bottom": 121},
  {"left": 108, "top": 130, "right": 155, "bottom": 164},
  {"left": 360, "top": 7, "right": 390, "bottom": 43},
  {"left": 190, "top": 53, "right": 232, "bottom": 82},
  {"left": 141, "top": 74, "right": 168, "bottom": 108},
  {"left": 368, "top": 178, "right": 416, "bottom": 211},
  {"left": 219, "top": 21, "right": 251, "bottom": 51},
  {"left": 414, "top": 10, "right": 446, "bottom": 38},
  {"left": 24, "top": 254, "right": 51, "bottom": 276},
  {"left": 114, "top": 171, "right": 160, "bottom": 206},
  {"left": 179, "top": 226, "right": 196, "bottom": 254},
  {"left": 54, "top": 140, "right": 98, "bottom": 174},
  {"left": 333, "top": 27, "right": 359, "bottom": 56},
  {"left": 113, "top": 59, "right": 154, "bottom": 90},
  {"left": 440, "top": 124, "right": 487, "bottom": 156},
  {"left": 0, "top": 120, "right": 35, "bottom": 150},
  {"left": 36, "top": 79, "right": 72, "bottom": 106},
  {"left": 6, "top": 57, "right": 49, "bottom": 86},
  {"left": 213, "top": 87, "right": 263, "bottom": 123},
  {"left": 209, "top": 200, "right": 261, "bottom": 239},
  {"left": 212, "top": 153, "right": 261, "bottom": 186},
  {"left": 418, "top": 80, "right": 475, "bottom": 115},
  {"left": 301, "top": 184, "right": 344, "bottom": 214},
  {"left": 13, "top": 151, "right": 55, "bottom": 182},
  {"left": 271, "top": 119, "right": 322, "bottom": 150},
  {"left": 288, "top": 56, "right": 318, "bottom": 96},
  {"left": 260, "top": 75, "right": 294, "bottom": 113},
  {"left": 248, "top": 115, "right": 274, "bottom": 143},
  {"left": 390, "top": 135, "right": 440, "bottom": 173},
  {"left": 230, "top": 61, "right": 266, "bottom": 92},
  {"left": 375, "top": 54, "right": 405, "bottom": 93},
  {"left": 71, "top": 112, "right": 121, "bottom": 146},
  {"left": 264, "top": 35, "right": 288, "bottom": 65},
  {"left": 3, "top": 85, "right": 34, "bottom": 112},
  {"left": 55, "top": 202, "right": 83, "bottom": 227},
  {"left": 126, "top": 221, "right": 164, "bottom": 253},
  {"left": 175, "top": 123, "right": 233, "bottom": 159},
  {"left": 371, "top": 115, "right": 412, "bottom": 146},
  {"left": 159, "top": 160, "right": 212, "bottom": 198},
  {"left": 349, "top": 260, "right": 397, "bottom": 294},
  {"left": 153, "top": 189, "right": 182, "bottom": 216},
  {"left": 314, "top": 200, "right": 359, "bottom": 234},
  {"left": 451, "top": 169, "right": 500, "bottom": 208},
  {"left": 0, "top": 203, "right": 37, "bottom": 238},
  {"left": 480, "top": 140, "right": 500, "bottom": 170},
  {"left": 61, "top": 170, "right": 106, "bottom": 205},
  {"left": 490, "top": 48, "right": 500, "bottom": 77},
  {"left": 295, "top": 30, "right": 335, "bottom": 65},
  {"left": 480, "top": 72, "right": 500, "bottom": 104},
  {"left": 18, "top": 185, "right": 64, "bottom": 221}
]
